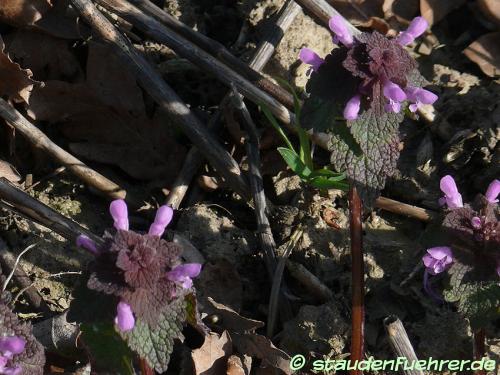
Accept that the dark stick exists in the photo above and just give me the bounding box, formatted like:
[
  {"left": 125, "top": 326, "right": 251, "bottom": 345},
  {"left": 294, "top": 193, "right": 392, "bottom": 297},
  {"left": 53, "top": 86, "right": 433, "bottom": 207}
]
[
  {"left": 93, "top": 0, "right": 294, "bottom": 127},
  {"left": 384, "top": 315, "right": 425, "bottom": 375},
  {"left": 69, "top": 0, "right": 251, "bottom": 201},
  {"left": 127, "top": 0, "right": 294, "bottom": 109},
  {"left": 0, "top": 178, "right": 102, "bottom": 245},
  {"left": 473, "top": 327, "right": 486, "bottom": 375},
  {"left": 348, "top": 186, "right": 364, "bottom": 374},
  {"left": 0, "top": 98, "right": 136, "bottom": 205},
  {"left": 0, "top": 238, "right": 51, "bottom": 315},
  {"left": 165, "top": 0, "right": 301, "bottom": 209},
  {"left": 230, "top": 89, "right": 292, "bottom": 335}
]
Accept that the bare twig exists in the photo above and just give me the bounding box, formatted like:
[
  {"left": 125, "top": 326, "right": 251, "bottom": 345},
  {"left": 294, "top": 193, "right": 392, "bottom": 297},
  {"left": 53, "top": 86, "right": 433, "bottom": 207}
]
[
  {"left": 166, "top": 0, "right": 301, "bottom": 209},
  {"left": 0, "top": 238, "right": 51, "bottom": 314},
  {"left": 384, "top": 315, "right": 425, "bottom": 375},
  {"left": 2, "top": 243, "right": 37, "bottom": 292},
  {"left": 0, "top": 98, "right": 134, "bottom": 204},
  {"left": 374, "top": 196, "right": 436, "bottom": 222},
  {"left": 69, "top": 0, "right": 250, "bottom": 200},
  {"left": 0, "top": 178, "right": 101, "bottom": 245},
  {"left": 230, "top": 89, "right": 293, "bottom": 335},
  {"left": 126, "top": 0, "right": 295, "bottom": 109},
  {"left": 348, "top": 186, "right": 364, "bottom": 375},
  {"left": 285, "top": 258, "right": 333, "bottom": 302}
]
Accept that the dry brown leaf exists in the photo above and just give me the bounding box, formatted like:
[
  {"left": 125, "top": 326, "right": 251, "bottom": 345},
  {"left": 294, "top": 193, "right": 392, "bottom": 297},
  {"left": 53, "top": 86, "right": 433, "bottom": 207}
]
[
  {"left": 205, "top": 297, "right": 265, "bottom": 334},
  {"left": 0, "top": 0, "right": 52, "bottom": 26},
  {"left": 198, "top": 260, "right": 243, "bottom": 312},
  {"left": 0, "top": 160, "right": 21, "bottom": 182},
  {"left": 34, "top": 0, "right": 83, "bottom": 39},
  {"left": 330, "top": 0, "right": 384, "bottom": 24},
  {"left": 420, "top": 0, "right": 466, "bottom": 26},
  {"left": 464, "top": 32, "right": 500, "bottom": 77},
  {"left": 192, "top": 331, "right": 232, "bottom": 375},
  {"left": 4, "top": 30, "right": 83, "bottom": 82},
  {"left": 0, "top": 36, "right": 35, "bottom": 103},
  {"left": 477, "top": 0, "right": 500, "bottom": 27},
  {"left": 226, "top": 355, "right": 251, "bottom": 375},
  {"left": 232, "top": 333, "right": 291, "bottom": 375}
]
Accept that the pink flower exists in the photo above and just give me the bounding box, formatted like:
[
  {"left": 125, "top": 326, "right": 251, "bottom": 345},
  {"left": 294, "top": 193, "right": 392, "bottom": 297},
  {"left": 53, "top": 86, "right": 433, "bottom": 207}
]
[
  {"left": 485, "top": 179, "right": 500, "bottom": 204},
  {"left": 328, "top": 15, "right": 353, "bottom": 47},
  {"left": 148, "top": 205, "right": 173, "bottom": 237},
  {"left": 405, "top": 86, "right": 438, "bottom": 112},
  {"left": 423, "top": 247, "right": 453, "bottom": 275},
  {"left": 343, "top": 94, "right": 361, "bottom": 120},
  {"left": 0, "top": 336, "right": 25, "bottom": 375},
  {"left": 109, "top": 199, "right": 129, "bottom": 231},
  {"left": 439, "top": 175, "right": 463, "bottom": 209},
  {"left": 383, "top": 80, "right": 406, "bottom": 113},
  {"left": 166, "top": 263, "right": 202, "bottom": 289},
  {"left": 76, "top": 234, "right": 98, "bottom": 255},
  {"left": 397, "top": 17, "right": 428, "bottom": 46},
  {"left": 115, "top": 301, "right": 135, "bottom": 332},
  {"left": 299, "top": 48, "right": 324, "bottom": 73},
  {"left": 470, "top": 216, "right": 482, "bottom": 230}
]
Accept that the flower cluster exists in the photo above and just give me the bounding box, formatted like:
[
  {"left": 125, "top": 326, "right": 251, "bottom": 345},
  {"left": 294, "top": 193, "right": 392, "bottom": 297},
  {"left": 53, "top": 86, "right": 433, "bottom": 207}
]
[
  {"left": 77, "top": 200, "right": 202, "bottom": 332},
  {"left": 0, "top": 336, "right": 25, "bottom": 375},
  {"left": 299, "top": 16, "right": 438, "bottom": 121},
  {"left": 422, "top": 176, "right": 500, "bottom": 300}
]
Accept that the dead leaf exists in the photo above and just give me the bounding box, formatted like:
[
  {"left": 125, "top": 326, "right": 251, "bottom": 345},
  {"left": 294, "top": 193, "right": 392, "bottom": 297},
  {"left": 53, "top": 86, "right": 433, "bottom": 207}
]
[
  {"left": 4, "top": 30, "right": 83, "bottom": 82},
  {"left": 477, "top": 0, "right": 500, "bottom": 27},
  {"left": 330, "top": 0, "right": 384, "bottom": 24},
  {"left": 34, "top": 0, "right": 83, "bottom": 39},
  {"left": 198, "top": 260, "right": 243, "bottom": 312},
  {"left": 420, "top": 0, "right": 466, "bottom": 26},
  {"left": 205, "top": 297, "right": 264, "bottom": 334},
  {"left": 232, "top": 333, "right": 291, "bottom": 375},
  {"left": 226, "top": 355, "right": 251, "bottom": 375},
  {"left": 357, "top": 16, "right": 391, "bottom": 35},
  {"left": 0, "top": 35, "right": 35, "bottom": 103},
  {"left": 192, "top": 331, "right": 232, "bottom": 375},
  {"left": 0, "top": 160, "right": 21, "bottom": 182},
  {"left": 464, "top": 32, "right": 500, "bottom": 77},
  {"left": 383, "top": 0, "right": 419, "bottom": 21},
  {"left": 0, "top": 0, "right": 52, "bottom": 26}
]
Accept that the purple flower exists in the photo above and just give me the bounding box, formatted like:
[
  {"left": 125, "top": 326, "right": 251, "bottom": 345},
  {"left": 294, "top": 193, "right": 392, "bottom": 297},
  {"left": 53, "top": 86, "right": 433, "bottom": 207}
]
[
  {"left": 166, "top": 263, "right": 202, "bottom": 289},
  {"left": 110, "top": 199, "right": 129, "bottom": 231},
  {"left": 485, "top": 179, "right": 500, "bottom": 204},
  {"left": 423, "top": 246, "right": 453, "bottom": 275},
  {"left": 328, "top": 15, "right": 353, "bottom": 47},
  {"left": 470, "top": 216, "right": 482, "bottom": 230},
  {"left": 397, "top": 16, "right": 428, "bottom": 46},
  {"left": 299, "top": 48, "right": 324, "bottom": 73},
  {"left": 383, "top": 80, "right": 406, "bottom": 113},
  {"left": 343, "top": 94, "right": 361, "bottom": 120},
  {"left": 405, "top": 86, "right": 438, "bottom": 112},
  {"left": 149, "top": 205, "right": 174, "bottom": 237},
  {"left": 115, "top": 301, "right": 135, "bottom": 332},
  {"left": 439, "top": 175, "right": 463, "bottom": 209},
  {"left": 76, "top": 234, "right": 98, "bottom": 255},
  {"left": 0, "top": 336, "right": 25, "bottom": 375}
]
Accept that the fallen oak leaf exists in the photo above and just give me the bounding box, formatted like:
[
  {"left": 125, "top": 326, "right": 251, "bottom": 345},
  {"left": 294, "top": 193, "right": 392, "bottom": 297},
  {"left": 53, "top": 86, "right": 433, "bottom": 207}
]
[
  {"left": 477, "top": 0, "right": 500, "bottom": 27},
  {"left": 232, "top": 333, "right": 291, "bottom": 375},
  {"left": 0, "top": 35, "right": 36, "bottom": 103},
  {"left": 192, "top": 331, "right": 232, "bottom": 375},
  {"left": 0, "top": 159, "right": 21, "bottom": 183},
  {"left": 0, "top": 0, "right": 52, "bottom": 27},
  {"left": 420, "top": 0, "right": 466, "bottom": 26},
  {"left": 226, "top": 354, "right": 251, "bottom": 375},
  {"left": 204, "top": 297, "right": 265, "bottom": 334},
  {"left": 464, "top": 32, "right": 500, "bottom": 77}
]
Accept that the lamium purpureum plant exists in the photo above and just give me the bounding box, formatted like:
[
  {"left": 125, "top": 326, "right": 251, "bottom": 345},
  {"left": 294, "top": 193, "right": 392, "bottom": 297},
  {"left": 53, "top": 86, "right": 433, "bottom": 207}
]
[
  {"left": 300, "top": 16, "right": 437, "bottom": 204},
  {"left": 69, "top": 200, "right": 202, "bottom": 373},
  {"left": 422, "top": 176, "right": 499, "bottom": 330},
  {"left": 0, "top": 284, "right": 45, "bottom": 374}
]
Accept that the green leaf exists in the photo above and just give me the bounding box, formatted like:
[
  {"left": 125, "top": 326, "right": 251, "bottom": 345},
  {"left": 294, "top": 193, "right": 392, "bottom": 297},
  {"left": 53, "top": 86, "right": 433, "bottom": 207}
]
[
  {"left": 121, "top": 293, "right": 187, "bottom": 373},
  {"left": 309, "top": 176, "right": 349, "bottom": 190},
  {"left": 309, "top": 168, "right": 346, "bottom": 180},
  {"left": 277, "top": 147, "right": 312, "bottom": 178},
  {"left": 261, "top": 104, "right": 295, "bottom": 153},
  {"left": 81, "top": 323, "right": 135, "bottom": 375},
  {"left": 459, "top": 283, "right": 500, "bottom": 330}
]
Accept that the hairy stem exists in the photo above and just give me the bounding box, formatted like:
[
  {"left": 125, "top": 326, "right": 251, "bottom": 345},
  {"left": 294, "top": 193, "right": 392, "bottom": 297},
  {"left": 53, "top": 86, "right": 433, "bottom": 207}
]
[{"left": 349, "top": 186, "right": 364, "bottom": 374}]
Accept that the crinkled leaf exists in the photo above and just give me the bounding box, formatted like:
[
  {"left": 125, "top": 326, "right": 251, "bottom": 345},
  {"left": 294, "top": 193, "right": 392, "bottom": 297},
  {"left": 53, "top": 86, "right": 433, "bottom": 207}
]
[
  {"left": 458, "top": 282, "right": 500, "bottom": 330},
  {"left": 121, "top": 294, "right": 187, "bottom": 373},
  {"left": 80, "top": 322, "right": 134, "bottom": 374},
  {"left": 0, "top": 301, "right": 45, "bottom": 375}
]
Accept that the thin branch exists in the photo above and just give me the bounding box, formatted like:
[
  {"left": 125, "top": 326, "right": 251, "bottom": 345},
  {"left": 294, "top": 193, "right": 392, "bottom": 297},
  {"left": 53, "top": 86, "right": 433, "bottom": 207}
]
[
  {"left": 127, "top": 0, "right": 295, "bottom": 109},
  {"left": 2, "top": 243, "right": 37, "bottom": 292},
  {"left": 0, "top": 98, "right": 135, "bottom": 205},
  {"left": 69, "top": 0, "right": 251, "bottom": 201},
  {"left": 348, "top": 186, "right": 364, "bottom": 375},
  {"left": 374, "top": 196, "right": 436, "bottom": 222},
  {"left": 165, "top": 0, "right": 301, "bottom": 209}
]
